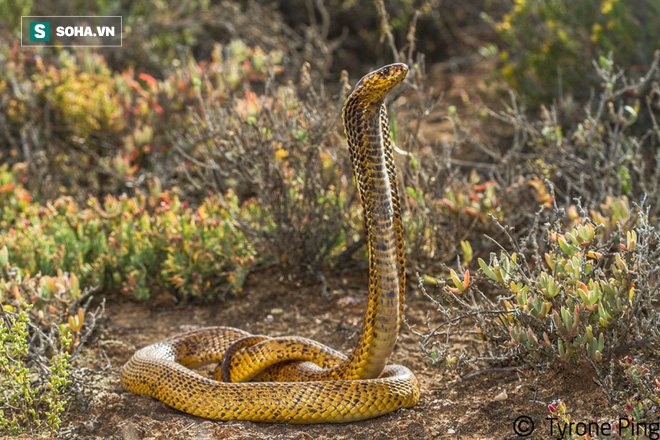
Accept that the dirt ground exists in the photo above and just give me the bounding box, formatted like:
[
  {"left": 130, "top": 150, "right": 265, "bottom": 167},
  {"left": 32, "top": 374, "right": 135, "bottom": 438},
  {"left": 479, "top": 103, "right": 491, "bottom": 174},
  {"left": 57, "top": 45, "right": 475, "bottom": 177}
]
[
  {"left": 52, "top": 61, "right": 616, "bottom": 439},
  {"left": 61, "top": 264, "right": 612, "bottom": 440}
]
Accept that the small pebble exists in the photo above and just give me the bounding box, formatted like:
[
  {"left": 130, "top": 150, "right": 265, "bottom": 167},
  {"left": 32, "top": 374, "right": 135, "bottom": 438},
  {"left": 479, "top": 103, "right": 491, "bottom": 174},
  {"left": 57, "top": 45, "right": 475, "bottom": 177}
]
[{"left": 493, "top": 391, "right": 508, "bottom": 401}]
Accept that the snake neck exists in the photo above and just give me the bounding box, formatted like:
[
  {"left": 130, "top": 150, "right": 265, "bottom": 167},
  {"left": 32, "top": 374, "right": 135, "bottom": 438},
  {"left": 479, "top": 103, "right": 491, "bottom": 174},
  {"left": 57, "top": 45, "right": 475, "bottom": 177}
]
[{"left": 340, "top": 96, "right": 405, "bottom": 380}]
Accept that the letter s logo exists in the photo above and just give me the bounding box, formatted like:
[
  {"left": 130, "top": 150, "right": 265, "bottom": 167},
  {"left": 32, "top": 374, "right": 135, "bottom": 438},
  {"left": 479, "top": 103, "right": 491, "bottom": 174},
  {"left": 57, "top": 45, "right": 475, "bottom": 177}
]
[{"left": 35, "top": 24, "right": 45, "bottom": 39}]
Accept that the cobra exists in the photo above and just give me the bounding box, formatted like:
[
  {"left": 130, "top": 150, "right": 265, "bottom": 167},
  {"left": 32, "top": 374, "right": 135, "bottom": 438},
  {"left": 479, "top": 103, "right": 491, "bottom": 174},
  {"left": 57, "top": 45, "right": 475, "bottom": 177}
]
[{"left": 120, "top": 63, "right": 420, "bottom": 423}]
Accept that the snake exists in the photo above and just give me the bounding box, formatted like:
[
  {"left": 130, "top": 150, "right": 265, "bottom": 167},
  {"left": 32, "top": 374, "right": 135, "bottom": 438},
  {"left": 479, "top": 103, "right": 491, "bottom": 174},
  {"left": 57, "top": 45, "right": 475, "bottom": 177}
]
[{"left": 120, "top": 63, "right": 420, "bottom": 423}]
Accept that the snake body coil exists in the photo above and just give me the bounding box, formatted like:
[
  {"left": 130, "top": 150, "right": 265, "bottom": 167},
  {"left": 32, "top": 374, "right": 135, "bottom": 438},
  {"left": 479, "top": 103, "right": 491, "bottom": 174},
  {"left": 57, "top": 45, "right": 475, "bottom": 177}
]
[{"left": 120, "top": 63, "right": 420, "bottom": 423}]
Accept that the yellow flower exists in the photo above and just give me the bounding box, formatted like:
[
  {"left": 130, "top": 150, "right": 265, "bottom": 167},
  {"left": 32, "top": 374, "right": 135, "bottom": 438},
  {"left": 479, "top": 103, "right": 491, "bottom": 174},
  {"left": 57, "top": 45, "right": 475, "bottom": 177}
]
[
  {"left": 600, "top": 0, "right": 614, "bottom": 14},
  {"left": 591, "top": 24, "right": 602, "bottom": 43},
  {"left": 496, "top": 21, "right": 511, "bottom": 33}
]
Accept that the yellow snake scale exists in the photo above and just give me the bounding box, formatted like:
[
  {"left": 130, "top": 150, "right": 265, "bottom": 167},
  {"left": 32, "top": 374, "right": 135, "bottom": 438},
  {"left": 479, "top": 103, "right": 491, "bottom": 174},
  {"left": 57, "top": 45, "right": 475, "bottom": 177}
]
[{"left": 120, "top": 63, "right": 420, "bottom": 423}]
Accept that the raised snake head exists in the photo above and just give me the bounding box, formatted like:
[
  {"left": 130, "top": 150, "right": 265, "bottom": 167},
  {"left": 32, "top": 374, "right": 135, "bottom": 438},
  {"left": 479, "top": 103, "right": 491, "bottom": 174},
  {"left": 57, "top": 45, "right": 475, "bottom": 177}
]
[{"left": 347, "top": 63, "right": 408, "bottom": 110}]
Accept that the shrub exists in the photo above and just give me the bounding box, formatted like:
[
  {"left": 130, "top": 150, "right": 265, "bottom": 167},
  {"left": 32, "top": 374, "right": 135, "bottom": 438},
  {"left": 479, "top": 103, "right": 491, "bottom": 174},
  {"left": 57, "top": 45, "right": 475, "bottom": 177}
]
[
  {"left": 478, "top": 199, "right": 644, "bottom": 366},
  {"left": 0, "top": 164, "right": 256, "bottom": 301},
  {"left": 491, "top": 52, "right": 660, "bottom": 211},
  {"left": 0, "top": 40, "right": 282, "bottom": 200},
  {"left": 0, "top": 307, "right": 71, "bottom": 436},
  {"left": 492, "top": 0, "right": 660, "bottom": 102},
  {"left": 419, "top": 196, "right": 660, "bottom": 399},
  {"left": 172, "top": 64, "right": 359, "bottom": 277},
  {"left": 0, "top": 251, "right": 99, "bottom": 436},
  {"left": 410, "top": 51, "right": 660, "bottom": 226}
]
